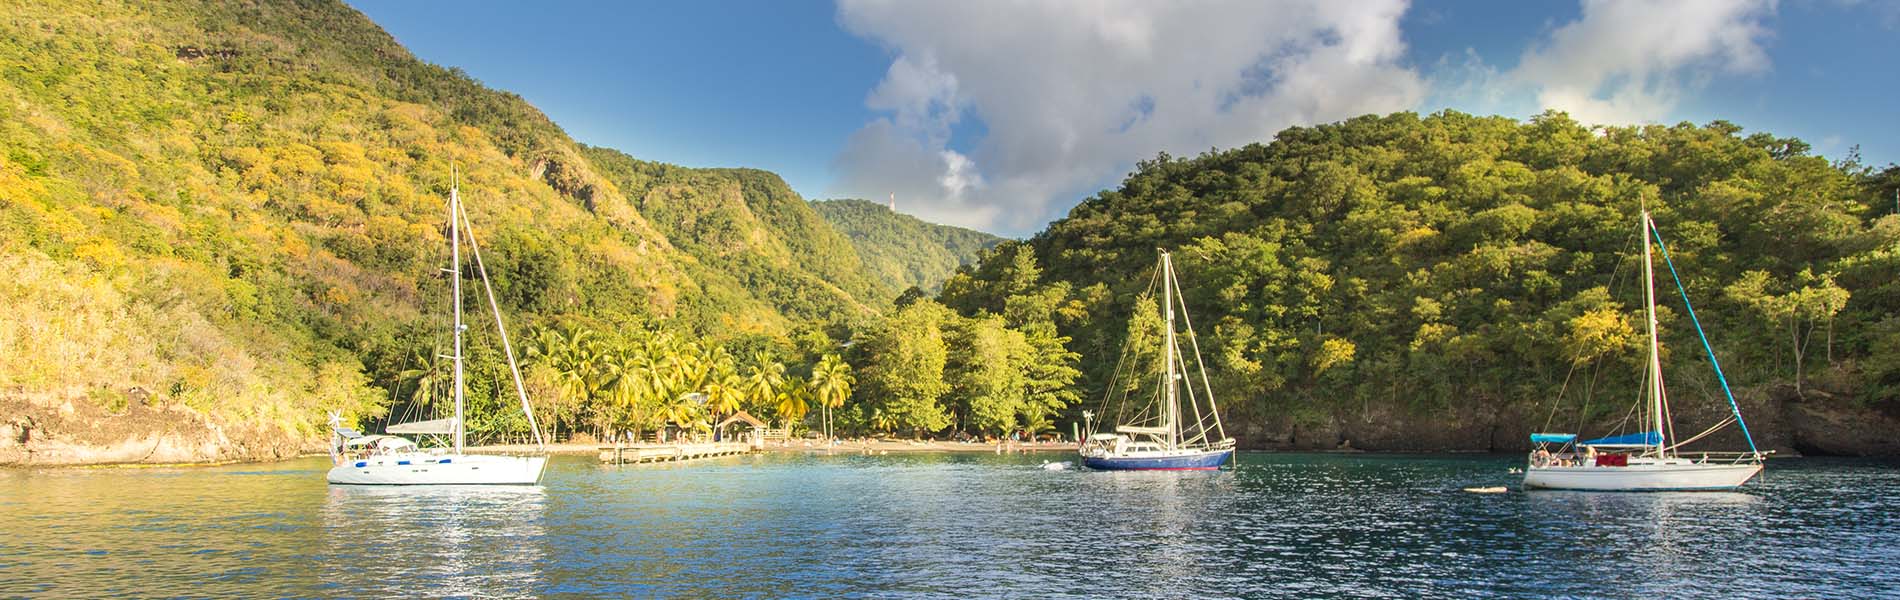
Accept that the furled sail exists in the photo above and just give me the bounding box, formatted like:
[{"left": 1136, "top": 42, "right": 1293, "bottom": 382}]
[
  {"left": 1580, "top": 431, "right": 1661, "bottom": 447},
  {"left": 386, "top": 417, "right": 459, "bottom": 435}
]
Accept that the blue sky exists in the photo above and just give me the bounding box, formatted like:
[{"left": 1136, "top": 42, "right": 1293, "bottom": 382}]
[{"left": 351, "top": 0, "right": 1900, "bottom": 236}]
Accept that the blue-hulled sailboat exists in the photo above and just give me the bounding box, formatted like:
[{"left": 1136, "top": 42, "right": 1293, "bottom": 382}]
[{"left": 1079, "top": 250, "right": 1236, "bottom": 470}]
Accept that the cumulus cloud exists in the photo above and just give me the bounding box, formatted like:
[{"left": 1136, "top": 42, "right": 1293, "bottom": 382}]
[
  {"left": 1511, "top": 0, "right": 1777, "bottom": 125},
  {"left": 828, "top": 0, "right": 1426, "bottom": 233}
]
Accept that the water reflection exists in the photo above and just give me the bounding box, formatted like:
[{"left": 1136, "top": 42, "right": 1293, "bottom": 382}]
[
  {"left": 318, "top": 485, "right": 548, "bottom": 597},
  {"left": 1, "top": 454, "right": 1895, "bottom": 598}
]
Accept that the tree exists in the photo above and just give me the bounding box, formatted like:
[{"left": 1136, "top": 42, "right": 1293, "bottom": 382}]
[
  {"left": 948, "top": 315, "right": 1029, "bottom": 435},
  {"left": 1016, "top": 324, "right": 1081, "bottom": 436},
  {"left": 533, "top": 326, "right": 620, "bottom": 438},
  {"left": 311, "top": 360, "right": 388, "bottom": 428},
  {"left": 703, "top": 352, "right": 745, "bottom": 419},
  {"left": 395, "top": 346, "right": 451, "bottom": 415},
  {"left": 894, "top": 286, "right": 929, "bottom": 308},
  {"left": 1726, "top": 269, "right": 1852, "bottom": 392},
  {"left": 743, "top": 351, "right": 787, "bottom": 419},
  {"left": 857, "top": 301, "right": 953, "bottom": 435},
  {"left": 810, "top": 354, "right": 855, "bottom": 439},
  {"left": 776, "top": 375, "right": 812, "bottom": 427}
]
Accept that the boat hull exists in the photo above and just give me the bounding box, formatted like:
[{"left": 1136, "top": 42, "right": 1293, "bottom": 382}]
[
  {"left": 1523, "top": 462, "right": 1761, "bottom": 491},
  {"left": 327, "top": 453, "right": 547, "bottom": 485},
  {"left": 1082, "top": 448, "right": 1233, "bottom": 471}
]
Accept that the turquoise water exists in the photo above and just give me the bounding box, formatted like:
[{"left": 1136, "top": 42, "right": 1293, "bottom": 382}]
[{"left": 2, "top": 452, "right": 1896, "bottom": 598}]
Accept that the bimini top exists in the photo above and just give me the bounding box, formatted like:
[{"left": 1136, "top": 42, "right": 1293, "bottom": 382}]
[
  {"left": 1580, "top": 431, "right": 1662, "bottom": 447},
  {"left": 1530, "top": 433, "right": 1577, "bottom": 444}
]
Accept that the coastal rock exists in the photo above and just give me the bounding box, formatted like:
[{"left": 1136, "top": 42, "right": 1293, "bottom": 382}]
[
  {"left": 1230, "top": 385, "right": 1897, "bottom": 456},
  {"left": 1776, "top": 387, "right": 1900, "bottom": 456},
  {"left": 0, "top": 391, "right": 314, "bottom": 466}
]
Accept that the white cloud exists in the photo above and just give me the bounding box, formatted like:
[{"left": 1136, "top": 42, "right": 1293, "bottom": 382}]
[
  {"left": 828, "top": 0, "right": 1785, "bottom": 233},
  {"left": 1511, "top": 0, "right": 1777, "bottom": 125},
  {"left": 829, "top": 0, "right": 1425, "bottom": 233}
]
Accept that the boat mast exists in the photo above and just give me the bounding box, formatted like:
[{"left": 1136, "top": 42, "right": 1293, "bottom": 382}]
[
  {"left": 451, "top": 169, "right": 466, "bottom": 455},
  {"left": 1161, "top": 249, "right": 1179, "bottom": 450},
  {"left": 456, "top": 199, "right": 547, "bottom": 449},
  {"left": 1641, "top": 210, "right": 1665, "bottom": 458}
]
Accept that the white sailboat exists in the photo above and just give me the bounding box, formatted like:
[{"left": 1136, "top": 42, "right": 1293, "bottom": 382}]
[
  {"left": 328, "top": 174, "right": 548, "bottom": 485},
  {"left": 1079, "top": 249, "right": 1236, "bottom": 470},
  {"left": 1524, "top": 209, "right": 1766, "bottom": 491}
]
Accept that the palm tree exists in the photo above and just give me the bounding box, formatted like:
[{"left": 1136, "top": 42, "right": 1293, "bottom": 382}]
[
  {"left": 809, "top": 354, "right": 854, "bottom": 439},
  {"left": 870, "top": 407, "right": 899, "bottom": 434},
  {"left": 742, "top": 351, "right": 785, "bottom": 417},
  {"left": 661, "top": 392, "right": 703, "bottom": 437},
  {"left": 775, "top": 375, "right": 812, "bottom": 429},
  {"left": 703, "top": 354, "right": 745, "bottom": 418},
  {"left": 395, "top": 345, "right": 451, "bottom": 416},
  {"left": 524, "top": 326, "right": 605, "bottom": 439},
  {"left": 666, "top": 341, "right": 711, "bottom": 400},
  {"left": 599, "top": 342, "right": 662, "bottom": 440}
]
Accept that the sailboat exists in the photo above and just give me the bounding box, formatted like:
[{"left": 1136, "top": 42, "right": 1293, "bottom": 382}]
[
  {"left": 1524, "top": 209, "right": 1767, "bottom": 491},
  {"left": 327, "top": 174, "right": 549, "bottom": 485},
  {"left": 1079, "top": 249, "right": 1236, "bottom": 470}
]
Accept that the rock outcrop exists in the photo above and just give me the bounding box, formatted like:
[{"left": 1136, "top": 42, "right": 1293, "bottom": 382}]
[
  {"left": 1232, "top": 385, "right": 1900, "bottom": 456},
  {"left": 1, "top": 392, "right": 314, "bottom": 466}
]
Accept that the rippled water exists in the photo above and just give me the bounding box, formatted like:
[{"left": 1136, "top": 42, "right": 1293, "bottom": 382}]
[{"left": 2, "top": 452, "right": 1896, "bottom": 598}]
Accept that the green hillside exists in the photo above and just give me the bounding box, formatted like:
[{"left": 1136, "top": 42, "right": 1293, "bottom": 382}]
[
  {"left": 940, "top": 111, "right": 1900, "bottom": 449},
  {"left": 0, "top": 0, "right": 885, "bottom": 454},
  {"left": 811, "top": 199, "right": 1006, "bottom": 292},
  {"left": 583, "top": 148, "right": 894, "bottom": 314}
]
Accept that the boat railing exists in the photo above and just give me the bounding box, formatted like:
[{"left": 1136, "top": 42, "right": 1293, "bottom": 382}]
[{"left": 1686, "top": 450, "right": 1772, "bottom": 464}]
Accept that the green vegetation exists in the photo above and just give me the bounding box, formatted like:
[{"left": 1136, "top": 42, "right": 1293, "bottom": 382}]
[
  {"left": 584, "top": 148, "right": 895, "bottom": 318},
  {"left": 944, "top": 111, "right": 1900, "bottom": 434},
  {"left": 513, "top": 325, "right": 830, "bottom": 440},
  {"left": 0, "top": 0, "right": 931, "bottom": 446},
  {"left": 811, "top": 199, "right": 1005, "bottom": 293},
  {"left": 6, "top": 0, "right": 1892, "bottom": 453},
  {"left": 846, "top": 246, "right": 1086, "bottom": 437}
]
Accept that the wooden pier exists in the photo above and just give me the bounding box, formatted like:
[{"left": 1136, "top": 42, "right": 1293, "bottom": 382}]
[{"left": 598, "top": 442, "right": 757, "bottom": 465}]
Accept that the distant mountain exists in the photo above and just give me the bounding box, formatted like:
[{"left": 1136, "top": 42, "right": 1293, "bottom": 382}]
[
  {"left": 811, "top": 199, "right": 1007, "bottom": 292},
  {"left": 584, "top": 148, "right": 894, "bottom": 316}
]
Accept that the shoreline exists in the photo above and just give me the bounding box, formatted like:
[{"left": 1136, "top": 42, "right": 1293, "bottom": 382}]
[
  {"left": 469, "top": 440, "right": 1082, "bottom": 455},
  {"left": 5, "top": 445, "right": 1813, "bottom": 470}
]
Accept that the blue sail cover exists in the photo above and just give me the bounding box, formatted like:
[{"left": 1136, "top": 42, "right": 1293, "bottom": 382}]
[
  {"left": 1581, "top": 431, "right": 1661, "bottom": 446},
  {"left": 1530, "top": 433, "right": 1577, "bottom": 444}
]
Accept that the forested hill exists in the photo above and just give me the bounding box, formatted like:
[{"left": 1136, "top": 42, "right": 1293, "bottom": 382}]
[
  {"left": 941, "top": 111, "right": 1900, "bottom": 454},
  {"left": 0, "top": 0, "right": 889, "bottom": 462},
  {"left": 811, "top": 199, "right": 1006, "bottom": 293},
  {"left": 582, "top": 147, "right": 897, "bottom": 312}
]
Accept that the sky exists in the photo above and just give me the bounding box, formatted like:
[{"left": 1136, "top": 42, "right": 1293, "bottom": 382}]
[{"left": 350, "top": 0, "right": 1900, "bottom": 237}]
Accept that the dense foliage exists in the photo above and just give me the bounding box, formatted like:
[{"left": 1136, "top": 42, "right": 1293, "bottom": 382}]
[
  {"left": 945, "top": 111, "right": 1900, "bottom": 437},
  {"left": 584, "top": 148, "right": 894, "bottom": 321},
  {"left": 11, "top": 0, "right": 1892, "bottom": 451},
  {"left": 810, "top": 199, "right": 1004, "bottom": 293},
  {"left": 0, "top": 0, "right": 928, "bottom": 444}
]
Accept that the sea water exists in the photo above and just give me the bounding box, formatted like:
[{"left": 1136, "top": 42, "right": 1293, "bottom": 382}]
[{"left": 2, "top": 452, "right": 1895, "bottom": 598}]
